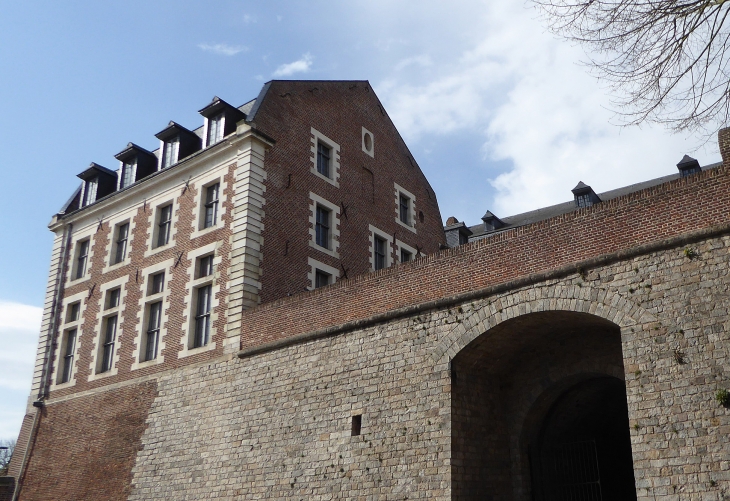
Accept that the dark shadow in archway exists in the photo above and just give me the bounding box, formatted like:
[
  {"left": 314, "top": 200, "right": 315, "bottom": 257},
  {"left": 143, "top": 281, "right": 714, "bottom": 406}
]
[
  {"left": 529, "top": 377, "right": 636, "bottom": 501},
  {"left": 451, "top": 310, "right": 637, "bottom": 501}
]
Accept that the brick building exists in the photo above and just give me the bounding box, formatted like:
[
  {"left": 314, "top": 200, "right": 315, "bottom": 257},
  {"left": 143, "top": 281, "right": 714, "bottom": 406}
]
[{"left": 3, "top": 82, "right": 730, "bottom": 501}]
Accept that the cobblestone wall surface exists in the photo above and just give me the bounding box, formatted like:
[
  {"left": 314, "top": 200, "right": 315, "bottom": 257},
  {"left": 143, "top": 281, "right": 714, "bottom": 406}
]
[{"left": 122, "top": 235, "right": 730, "bottom": 499}]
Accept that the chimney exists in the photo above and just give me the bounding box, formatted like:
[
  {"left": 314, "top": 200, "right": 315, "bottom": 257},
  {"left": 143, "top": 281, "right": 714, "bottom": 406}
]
[
  {"left": 719, "top": 127, "right": 730, "bottom": 166},
  {"left": 572, "top": 182, "right": 601, "bottom": 208},
  {"left": 481, "top": 211, "right": 504, "bottom": 232},
  {"left": 676, "top": 155, "right": 701, "bottom": 177}
]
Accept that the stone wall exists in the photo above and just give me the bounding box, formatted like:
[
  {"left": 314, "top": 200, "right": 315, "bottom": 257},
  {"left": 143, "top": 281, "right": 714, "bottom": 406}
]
[{"left": 16, "top": 230, "right": 730, "bottom": 500}]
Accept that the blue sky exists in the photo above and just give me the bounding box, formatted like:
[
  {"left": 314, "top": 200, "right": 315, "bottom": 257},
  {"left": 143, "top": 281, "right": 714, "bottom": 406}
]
[{"left": 0, "top": 1, "right": 718, "bottom": 440}]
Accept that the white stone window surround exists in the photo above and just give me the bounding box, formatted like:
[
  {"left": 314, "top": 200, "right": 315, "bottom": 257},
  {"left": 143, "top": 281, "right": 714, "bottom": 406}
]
[
  {"left": 66, "top": 225, "right": 97, "bottom": 286},
  {"left": 189, "top": 167, "right": 230, "bottom": 240},
  {"left": 368, "top": 224, "right": 394, "bottom": 271},
  {"left": 101, "top": 208, "right": 138, "bottom": 274},
  {"left": 88, "top": 275, "right": 129, "bottom": 381},
  {"left": 308, "top": 192, "right": 341, "bottom": 259},
  {"left": 49, "top": 291, "right": 87, "bottom": 390},
  {"left": 131, "top": 258, "right": 174, "bottom": 370},
  {"left": 310, "top": 127, "right": 341, "bottom": 188},
  {"left": 361, "top": 126, "right": 374, "bottom": 158},
  {"left": 144, "top": 196, "right": 179, "bottom": 258},
  {"left": 394, "top": 182, "right": 417, "bottom": 234},
  {"left": 307, "top": 257, "right": 340, "bottom": 291},
  {"left": 178, "top": 242, "right": 222, "bottom": 358},
  {"left": 395, "top": 239, "right": 417, "bottom": 263}
]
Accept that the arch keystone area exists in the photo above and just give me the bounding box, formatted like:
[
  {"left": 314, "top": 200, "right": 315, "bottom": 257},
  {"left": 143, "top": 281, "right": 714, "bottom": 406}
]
[{"left": 432, "top": 283, "right": 658, "bottom": 364}]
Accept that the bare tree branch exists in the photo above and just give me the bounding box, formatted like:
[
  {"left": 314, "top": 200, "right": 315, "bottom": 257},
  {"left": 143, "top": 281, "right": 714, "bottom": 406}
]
[{"left": 533, "top": 0, "right": 730, "bottom": 135}]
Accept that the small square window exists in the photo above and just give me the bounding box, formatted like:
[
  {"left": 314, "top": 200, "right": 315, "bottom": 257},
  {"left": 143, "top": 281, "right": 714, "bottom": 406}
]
[
  {"left": 315, "top": 205, "right": 331, "bottom": 249},
  {"left": 106, "top": 287, "right": 121, "bottom": 310},
  {"left": 149, "top": 272, "right": 165, "bottom": 295},
  {"left": 315, "top": 269, "right": 331, "bottom": 288},
  {"left": 317, "top": 142, "right": 331, "bottom": 178},
  {"left": 374, "top": 236, "right": 387, "bottom": 270},
  {"left": 203, "top": 183, "right": 220, "bottom": 229},
  {"left": 156, "top": 204, "right": 173, "bottom": 248},
  {"left": 74, "top": 239, "right": 90, "bottom": 280},
  {"left": 198, "top": 255, "right": 214, "bottom": 278},
  {"left": 400, "top": 249, "right": 412, "bottom": 263},
  {"left": 112, "top": 223, "right": 129, "bottom": 265},
  {"left": 66, "top": 302, "right": 81, "bottom": 323},
  {"left": 162, "top": 138, "right": 179, "bottom": 169},
  {"left": 207, "top": 114, "right": 224, "bottom": 146}
]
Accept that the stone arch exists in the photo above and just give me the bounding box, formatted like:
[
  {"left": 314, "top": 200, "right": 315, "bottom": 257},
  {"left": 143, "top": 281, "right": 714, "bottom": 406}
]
[{"left": 432, "top": 281, "right": 658, "bottom": 366}]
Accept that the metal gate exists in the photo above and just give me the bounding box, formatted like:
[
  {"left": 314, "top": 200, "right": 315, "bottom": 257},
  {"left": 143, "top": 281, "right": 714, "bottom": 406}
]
[{"left": 533, "top": 440, "right": 603, "bottom": 501}]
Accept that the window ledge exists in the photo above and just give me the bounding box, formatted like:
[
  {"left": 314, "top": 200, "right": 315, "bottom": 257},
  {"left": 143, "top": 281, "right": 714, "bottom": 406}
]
[
  {"left": 395, "top": 218, "right": 417, "bottom": 234},
  {"left": 190, "top": 223, "right": 223, "bottom": 241},
  {"left": 144, "top": 242, "right": 175, "bottom": 258},
  {"left": 102, "top": 259, "right": 131, "bottom": 275},
  {"left": 309, "top": 240, "right": 340, "bottom": 259},
  {"left": 178, "top": 342, "right": 217, "bottom": 359}
]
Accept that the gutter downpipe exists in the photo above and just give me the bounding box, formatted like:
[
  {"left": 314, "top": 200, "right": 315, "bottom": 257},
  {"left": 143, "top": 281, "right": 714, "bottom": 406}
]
[{"left": 12, "top": 221, "right": 72, "bottom": 501}]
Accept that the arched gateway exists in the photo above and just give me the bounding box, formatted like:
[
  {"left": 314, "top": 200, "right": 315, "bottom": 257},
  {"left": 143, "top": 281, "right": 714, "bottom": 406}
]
[{"left": 437, "top": 285, "right": 656, "bottom": 500}]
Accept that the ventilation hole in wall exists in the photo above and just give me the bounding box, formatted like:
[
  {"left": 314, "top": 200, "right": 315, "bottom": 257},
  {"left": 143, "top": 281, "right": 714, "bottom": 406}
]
[
  {"left": 351, "top": 414, "right": 362, "bottom": 436},
  {"left": 419, "top": 211, "right": 425, "bottom": 223}
]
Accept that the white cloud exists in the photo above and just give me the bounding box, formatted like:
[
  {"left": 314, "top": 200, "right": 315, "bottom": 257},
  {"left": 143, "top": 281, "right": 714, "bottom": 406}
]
[
  {"left": 198, "top": 43, "right": 248, "bottom": 56},
  {"left": 375, "top": 0, "right": 711, "bottom": 219},
  {"left": 272, "top": 53, "right": 313, "bottom": 77},
  {"left": 0, "top": 301, "right": 40, "bottom": 440}
]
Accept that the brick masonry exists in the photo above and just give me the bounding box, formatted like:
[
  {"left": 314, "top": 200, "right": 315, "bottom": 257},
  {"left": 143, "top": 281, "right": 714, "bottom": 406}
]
[{"left": 11, "top": 102, "right": 730, "bottom": 499}]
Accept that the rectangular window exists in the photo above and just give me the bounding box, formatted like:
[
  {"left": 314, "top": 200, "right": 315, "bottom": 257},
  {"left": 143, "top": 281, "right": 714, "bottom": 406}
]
[
  {"left": 144, "top": 301, "right": 162, "bottom": 361},
  {"left": 100, "top": 315, "right": 117, "bottom": 373},
  {"left": 207, "top": 114, "right": 223, "bottom": 146},
  {"left": 374, "top": 236, "right": 387, "bottom": 270},
  {"left": 399, "top": 194, "right": 411, "bottom": 225},
  {"left": 317, "top": 142, "right": 331, "bottom": 178},
  {"left": 576, "top": 193, "right": 592, "bottom": 208},
  {"left": 198, "top": 255, "right": 214, "bottom": 278},
  {"left": 66, "top": 302, "right": 80, "bottom": 323},
  {"left": 163, "top": 138, "right": 179, "bottom": 169},
  {"left": 203, "top": 183, "right": 220, "bottom": 228},
  {"left": 193, "top": 285, "right": 212, "bottom": 348},
  {"left": 120, "top": 161, "right": 135, "bottom": 189},
  {"left": 400, "top": 248, "right": 412, "bottom": 263},
  {"left": 75, "top": 240, "right": 89, "bottom": 280},
  {"left": 315, "top": 205, "right": 330, "bottom": 249},
  {"left": 107, "top": 287, "right": 120, "bottom": 310},
  {"left": 113, "top": 223, "right": 129, "bottom": 264},
  {"left": 60, "top": 328, "right": 77, "bottom": 384},
  {"left": 150, "top": 272, "right": 165, "bottom": 295},
  {"left": 83, "top": 178, "right": 98, "bottom": 206},
  {"left": 315, "top": 269, "right": 331, "bottom": 288},
  {"left": 156, "top": 205, "right": 172, "bottom": 248}
]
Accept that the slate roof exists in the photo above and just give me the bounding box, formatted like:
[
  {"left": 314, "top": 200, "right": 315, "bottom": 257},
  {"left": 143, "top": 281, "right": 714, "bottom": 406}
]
[{"left": 467, "top": 161, "right": 723, "bottom": 241}]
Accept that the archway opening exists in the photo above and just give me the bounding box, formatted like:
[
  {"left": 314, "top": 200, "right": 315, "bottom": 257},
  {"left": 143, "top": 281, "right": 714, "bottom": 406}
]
[
  {"left": 529, "top": 377, "right": 636, "bottom": 501},
  {"left": 450, "top": 310, "right": 636, "bottom": 501}
]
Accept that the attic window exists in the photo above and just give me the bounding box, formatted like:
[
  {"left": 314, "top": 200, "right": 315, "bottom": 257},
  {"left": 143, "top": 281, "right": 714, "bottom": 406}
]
[
  {"left": 162, "top": 138, "right": 179, "bottom": 169},
  {"left": 575, "top": 193, "right": 593, "bottom": 208},
  {"left": 677, "top": 155, "right": 701, "bottom": 177},
  {"left": 207, "top": 114, "right": 224, "bottom": 146},
  {"left": 571, "top": 182, "right": 601, "bottom": 208},
  {"left": 83, "top": 178, "right": 98, "bottom": 206},
  {"left": 120, "top": 161, "right": 136, "bottom": 189}
]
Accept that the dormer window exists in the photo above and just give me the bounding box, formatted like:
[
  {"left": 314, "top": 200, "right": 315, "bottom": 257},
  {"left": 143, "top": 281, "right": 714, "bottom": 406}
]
[
  {"left": 83, "top": 177, "right": 98, "bottom": 206},
  {"left": 155, "top": 121, "right": 201, "bottom": 169},
  {"left": 162, "top": 138, "right": 179, "bottom": 169},
  {"left": 198, "top": 96, "right": 245, "bottom": 148},
  {"left": 677, "top": 155, "right": 701, "bottom": 177},
  {"left": 571, "top": 182, "right": 601, "bottom": 208},
  {"left": 207, "top": 114, "right": 224, "bottom": 146},
  {"left": 120, "top": 161, "right": 136, "bottom": 189},
  {"left": 115, "top": 143, "right": 157, "bottom": 188},
  {"left": 76, "top": 163, "right": 117, "bottom": 208}
]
